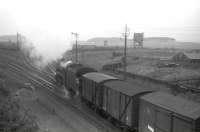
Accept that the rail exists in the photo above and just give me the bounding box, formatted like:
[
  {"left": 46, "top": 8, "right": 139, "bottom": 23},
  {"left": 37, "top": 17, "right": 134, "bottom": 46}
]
[{"left": 4, "top": 59, "right": 120, "bottom": 132}]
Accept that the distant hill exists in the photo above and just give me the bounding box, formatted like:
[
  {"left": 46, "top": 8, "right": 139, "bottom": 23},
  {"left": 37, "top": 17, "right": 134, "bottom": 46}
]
[
  {"left": 87, "top": 37, "right": 132, "bottom": 46},
  {"left": 87, "top": 37, "right": 200, "bottom": 49},
  {"left": 0, "top": 35, "right": 17, "bottom": 42},
  {"left": 87, "top": 37, "right": 176, "bottom": 48},
  {"left": 143, "top": 37, "right": 176, "bottom": 48},
  {"left": 144, "top": 37, "right": 175, "bottom": 41},
  {"left": 175, "top": 42, "right": 200, "bottom": 49}
]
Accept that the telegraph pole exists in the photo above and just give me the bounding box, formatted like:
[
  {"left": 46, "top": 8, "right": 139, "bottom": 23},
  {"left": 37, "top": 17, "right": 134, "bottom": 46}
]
[
  {"left": 17, "top": 32, "right": 19, "bottom": 50},
  {"left": 81, "top": 46, "right": 85, "bottom": 64},
  {"left": 71, "top": 32, "right": 79, "bottom": 63},
  {"left": 122, "top": 24, "right": 130, "bottom": 80}
]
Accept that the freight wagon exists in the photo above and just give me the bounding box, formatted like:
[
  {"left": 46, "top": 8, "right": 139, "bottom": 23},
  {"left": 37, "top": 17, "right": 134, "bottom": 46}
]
[
  {"left": 81, "top": 72, "right": 118, "bottom": 107},
  {"left": 102, "top": 80, "right": 156, "bottom": 131},
  {"left": 55, "top": 62, "right": 200, "bottom": 132},
  {"left": 139, "top": 92, "right": 200, "bottom": 132}
]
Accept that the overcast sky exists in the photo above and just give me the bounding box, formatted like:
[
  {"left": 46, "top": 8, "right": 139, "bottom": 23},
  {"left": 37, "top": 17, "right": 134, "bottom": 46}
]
[{"left": 0, "top": 0, "right": 199, "bottom": 60}]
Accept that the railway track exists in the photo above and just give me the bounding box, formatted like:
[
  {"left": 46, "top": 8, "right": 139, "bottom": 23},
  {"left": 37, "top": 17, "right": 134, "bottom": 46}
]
[
  {"left": 3, "top": 58, "right": 121, "bottom": 132},
  {"left": 0, "top": 52, "right": 55, "bottom": 84}
]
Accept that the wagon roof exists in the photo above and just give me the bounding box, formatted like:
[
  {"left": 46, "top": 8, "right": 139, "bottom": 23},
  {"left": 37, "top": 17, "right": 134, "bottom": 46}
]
[
  {"left": 103, "top": 80, "right": 154, "bottom": 96},
  {"left": 83, "top": 72, "right": 118, "bottom": 83},
  {"left": 141, "top": 92, "right": 200, "bottom": 120},
  {"left": 76, "top": 67, "right": 97, "bottom": 77}
]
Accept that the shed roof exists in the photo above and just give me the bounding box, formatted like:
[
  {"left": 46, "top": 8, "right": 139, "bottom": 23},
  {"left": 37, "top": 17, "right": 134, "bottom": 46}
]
[
  {"left": 172, "top": 52, "right": 200, "bottom": 60},
  {"left": 171, "top": 52, "right": 189, "bottom": 60},
  {"left": 141, "top": 92, "right": 200, "bottom": 120},
  {"left": 103, "top": 80, "right": 155, "bottom": 96},
  {"left": 83, "top": 72, "right": 118, "bottom": 83},
  {"left": 185, "top": 53, "right": 200, "bottom": 60}
]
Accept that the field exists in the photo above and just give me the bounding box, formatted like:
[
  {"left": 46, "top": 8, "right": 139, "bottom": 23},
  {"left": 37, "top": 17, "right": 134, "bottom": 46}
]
[
  {"left": 72, "top": 47, "right": 200, "bottom": 83},
  {"left": 61, "top": 47, "right": 200, "bottom": 102}
]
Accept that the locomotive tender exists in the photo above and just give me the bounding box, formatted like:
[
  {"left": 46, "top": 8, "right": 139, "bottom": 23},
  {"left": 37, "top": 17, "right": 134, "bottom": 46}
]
[{"left": 55, "top": 61, "right": 200, "bottom": 132}]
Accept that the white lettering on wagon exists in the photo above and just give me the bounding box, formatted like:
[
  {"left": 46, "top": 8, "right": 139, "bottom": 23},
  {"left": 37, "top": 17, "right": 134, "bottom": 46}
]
[{"left": 148, "top": 125, "right": 154, "bottom": 132}]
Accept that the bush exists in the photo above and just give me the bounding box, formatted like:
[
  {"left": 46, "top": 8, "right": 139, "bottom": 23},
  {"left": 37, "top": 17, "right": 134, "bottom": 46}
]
[
  {"left": 0, "top": 97, "right": 39, "bottom": 132},
  {"left": 0, "top": 79, "right": 9, "bottom": 97}
]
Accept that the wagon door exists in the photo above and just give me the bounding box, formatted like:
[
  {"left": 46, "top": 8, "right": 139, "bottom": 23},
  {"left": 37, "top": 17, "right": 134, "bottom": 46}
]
[
  {"left": 95, "top": 85, "right": 104, "bottom": 108},
  {"left": 155, "top": 109, "right": 171, "bottom": 132},
  {"left": 173, "top": 117, "right": 194, "bottom": 132},
  {"left": 139, "top": 102, "right": 172, "bottom": 132},
  {"left": 107, "top": 88, "right": 120, "bottom": 118},
  {"left": 102, "top": 86, "right": 108, "bottom": 111},
  {"left": 119, "top": 95, "right": 132, "bottom": 126},
  {"left": 139, "top": 101, "right": 156, "bottom": 132}
]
